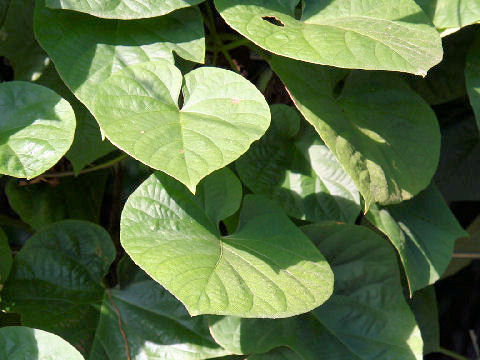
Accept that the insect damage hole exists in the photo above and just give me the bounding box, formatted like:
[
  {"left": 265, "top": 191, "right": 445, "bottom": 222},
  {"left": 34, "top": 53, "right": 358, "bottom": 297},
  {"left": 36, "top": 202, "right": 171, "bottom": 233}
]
[{"left": 262, "top": 16, "right": 285, "bottom": 27}]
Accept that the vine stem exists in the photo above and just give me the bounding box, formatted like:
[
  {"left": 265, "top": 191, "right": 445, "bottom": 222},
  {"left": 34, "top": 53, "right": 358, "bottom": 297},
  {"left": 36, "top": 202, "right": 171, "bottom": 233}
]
[
  {"left": 438, "top": 347, "right": 471, "bottom": 360},
  {"left": 40, "top": 154, "right": 128, "bottom": 179}
]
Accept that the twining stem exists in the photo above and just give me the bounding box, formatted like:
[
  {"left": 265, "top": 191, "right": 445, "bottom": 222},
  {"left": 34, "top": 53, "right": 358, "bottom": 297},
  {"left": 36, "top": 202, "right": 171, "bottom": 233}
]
[
  {"left": 452, "top": 253, "right": 480, "bottom": 259},
  {"left": 40, "top": 154, "right": 128, "bottom": 179},
  {"left": 439, "top": 347, "right": 471, "bottom": 360}
]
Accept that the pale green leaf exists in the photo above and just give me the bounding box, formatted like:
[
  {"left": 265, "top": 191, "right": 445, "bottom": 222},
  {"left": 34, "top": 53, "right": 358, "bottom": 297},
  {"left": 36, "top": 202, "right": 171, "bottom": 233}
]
[
  {"left": 0, "top": 228, "right": 11, "bottom": 286},
  {"left": 5, "top": 171, "right": 109, "bottom": 230},
  {"left": 416, "top": 0, "right": 480, "bottom": 33},
  {"left": 46, "top": 0, "right": 204, "bottom": 19},
  {"left": 120, "top": 169, "right": 333, "bottom": 318},
  {"left": 271, "top": 56, "right": 441, "bottom": 208},
  {"left": 215, "top": 0, "right": 443, "bottom": 75},
  {"left": 209, "top": 223, "right": 423, "bottom": 360},
  {"left": 236, "top": 104, "right": 360, "bottom": 223},
  {"left": 0, "top": 327, "right": 84, "bottom": 360},
  {"left": 366, "top": 185, "right": 468, "bottom": 293},
  {"left": 0, "top": 0, "right": 49, "bottom": 81},
  {"left": 409, "top": 286, "right": 440, "bottom": 354},
  {"left": 0, "top": 81, "right": 76, "bottom": 179},
  {"left": 466, "top": 30, "right": 480, "bottom": 131},
  {"left": 92, "top": 62, "right": 270, "bottom": 192}
]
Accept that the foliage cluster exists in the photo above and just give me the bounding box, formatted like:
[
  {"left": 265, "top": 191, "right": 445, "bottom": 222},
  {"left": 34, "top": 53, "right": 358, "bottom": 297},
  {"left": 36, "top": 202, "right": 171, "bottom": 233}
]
[{"left": 0, "top": 0, "right": 479, "bottom": 359}]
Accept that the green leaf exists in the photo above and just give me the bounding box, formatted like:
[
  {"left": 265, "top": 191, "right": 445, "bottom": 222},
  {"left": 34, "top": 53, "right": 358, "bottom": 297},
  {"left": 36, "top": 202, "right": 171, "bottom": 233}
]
[
  {"left": 366, "top": 185, "right": 467, "bottom": 293},
  {"left": 35, "top": 2, "right": 269, "bottom": 190},
  {"left": 236, "top": 104, "right": 360, "bottom": 223},
  {"left": 0, "top": 228, "right": 11, "bottom": 286},
  {"left": 215, "top": 0, "right": 443, "bottom": 75},
  {"left": 0, "top": 326, "right": 84, "bottom": 360},
  {"left": 1, "top": 220, "right": 115, "bottom": 352},
  {"left": 247, "top": 348, "right": 299, "bottom": 360},
  {"left": 120, "top": 169, "right": 333, "bottom": 317},
  {"left": 36, "top": 63, "right": 114, "bottom": 174},
  {"left": 46, "top": 0, "right": 204, "bottom": 19},
  {"left": 466, "top": 30, "right": 480, "bottom": 131},
  {"left": 5, "top": 171, "right": 109, "bottom": 230},
  {"left": 271, "top": 56, "right": 441, "bottom": 208},
  {"left": 409, "top": 286, "right": 440, "bottom": 354},
  {"left": 92, "top": 61, "right": 270, "bottom": 192},
  {"left": 416, "top": 0, "right": 480, "bottom": 33},
  {"left": 209, "top": 223, "right": 423, "bottom": 359},
  {"left": 0, "top": 0, "right": 49, "bottom": 81},
  {"left": 0, "top": 81, "right": 76, "bottom": 179},
  {"left": 89, "top": 280, "right": 230, "bottom": 360}
]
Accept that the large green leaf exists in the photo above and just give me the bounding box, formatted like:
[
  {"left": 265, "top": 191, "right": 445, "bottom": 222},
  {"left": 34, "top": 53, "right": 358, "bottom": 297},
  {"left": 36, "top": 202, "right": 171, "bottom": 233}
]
[
  {"left": 36, "top": 63, "right": 114, "bottom": 174},
  {"left": 0, "top": 0, "right": 49, "bottom": 81},
  {"left": 1, "top": 220, "right": 115, "bottom": 352},
  {"left": 215, "top": 0, "right": 442, "bottom": 75},
  {"left": 271, "top": 56, "right": 441, "bottom": 208},
  {"left": 46, "top": 0, "right": 204, "bottom": 19},
  {"left": 91, "top": 62, "right": 270, "bottom": 192},
  {"left": 0, "top": 228, "right": 11, "bottom": 286},
  {"left": 0, "top": 326, "right": 84, "bottom": 360},
  {"left": 1, "top": 220, "right": 226, "bottom": 359},
  {"left": 0, "top": 81, "right": 76, "bottom": 179},
  {"left": 416, "top": 0, "right": 480, "bottom": 33},
  {"left": 366, "top": 185, "right": 467, "bottom": 293},
  {"left": 466, "top": 30, "right": 480, "bottom": 131},
  {"left": 120, "top": 168, "right": 333, "bottom": 318},
  {"left": 5, "top": 171, "right": 109, "bottom": 230},
  {"left": 409, "top": 286, "right": 440, "bottom": 354},
  {"left": 209, "top": 223, "right": 423, "bottom": 360},
  {"left": 236, "top": 104, "right": 360, "bottom": 223}
]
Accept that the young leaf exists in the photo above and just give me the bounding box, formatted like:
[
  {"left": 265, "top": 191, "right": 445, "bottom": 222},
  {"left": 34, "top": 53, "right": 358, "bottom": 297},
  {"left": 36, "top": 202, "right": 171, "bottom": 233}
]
[
  {"left": 6, "top": 171, "right": 109, "bottom": 230},
  {"left": 120, "top": 169, "right": 334, "bottom": 317},
  {"left": 466, "top": 30, "right": 480, "bottom": 131},
  {"left": 215, "top": 0, "right": 443, "bottom": 75},
  {"left": 46, "top": 0, "right": 204, "bottom": 19},
  {"left": 0, "top": 81, "right": 76, "bottom": 179},
  {"left": 366, "top": 185, "right": 467, "bottom": 293},
  {"left": 0, "top": 0, "right": 49, "bottom": 81},
  {"left": 271, "top": 57, "right": 441, "bottom": 208},
  {"left": 209, "top": 223, "right": 423, "bottom": 359},
  {"left": 0, "top": 326, "right": 85, "bottom": 360},
  {"left": 236, "top": 104, "right": 360, "bottom": 223},
  {"left": 0, "top": 228, "right": 11, "bottom": 287}
]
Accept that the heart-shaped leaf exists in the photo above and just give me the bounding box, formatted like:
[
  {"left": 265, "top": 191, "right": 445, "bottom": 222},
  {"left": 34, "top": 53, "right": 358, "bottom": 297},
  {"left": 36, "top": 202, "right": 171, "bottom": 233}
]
[
  {"left": 466, "top": 31, "right": 480, "bottom": 131},
  {"left": 0, "top": 81, "right": 76, "bottom": 179},
  {"left": 366, "top": 185, "right": 467, "bottom": 293},
  {"left": 46, "top": 0, "right": 205, "bottom": 19},
  {"left": 271, "top": 56, "right": 441, "bottom": 208},
  {"left": 236, "top": 104, "right": 360, "bottom": 223},
  {"left": 92, "top": 61, "right": 270, "bottom": 192},
  {"left": 209, "top": 223, "right": 423, "bottom": 360},
  {"left": 0, "top": 327, "right": 84, "bottom": 360},
  {"left": 215, "top": 0, "right": 442, "bottom": 75},
  {"left": 120, "top": 168, "right": 333, "bottom": 317}
]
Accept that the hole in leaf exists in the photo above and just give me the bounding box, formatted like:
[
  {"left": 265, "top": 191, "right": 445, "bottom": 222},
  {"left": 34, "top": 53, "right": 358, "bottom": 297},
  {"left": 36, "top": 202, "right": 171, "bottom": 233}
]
[
  {"left": 178, "top": 91, "right": 184, "bottom": 108},
  {"left": 262, "top": 16, "right": 285, "bottom": 27}
]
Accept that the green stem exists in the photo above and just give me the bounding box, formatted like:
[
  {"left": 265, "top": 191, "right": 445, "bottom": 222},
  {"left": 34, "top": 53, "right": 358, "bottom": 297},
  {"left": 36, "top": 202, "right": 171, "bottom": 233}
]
[
  {"left": 41, "top": 154, "right": 128, "bottom": 179},
  {"left": 220, "top": 38, "right": 250, "bottom": 52},
  {"left": 439, "top": 347, "right": 471, "bottom": 360}
]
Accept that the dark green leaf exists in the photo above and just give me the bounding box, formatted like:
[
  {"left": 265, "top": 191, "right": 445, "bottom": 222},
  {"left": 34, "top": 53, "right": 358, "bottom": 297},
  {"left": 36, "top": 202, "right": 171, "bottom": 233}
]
[{"left": 409, "top": 286, "right": 440, "bottom": 354}]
